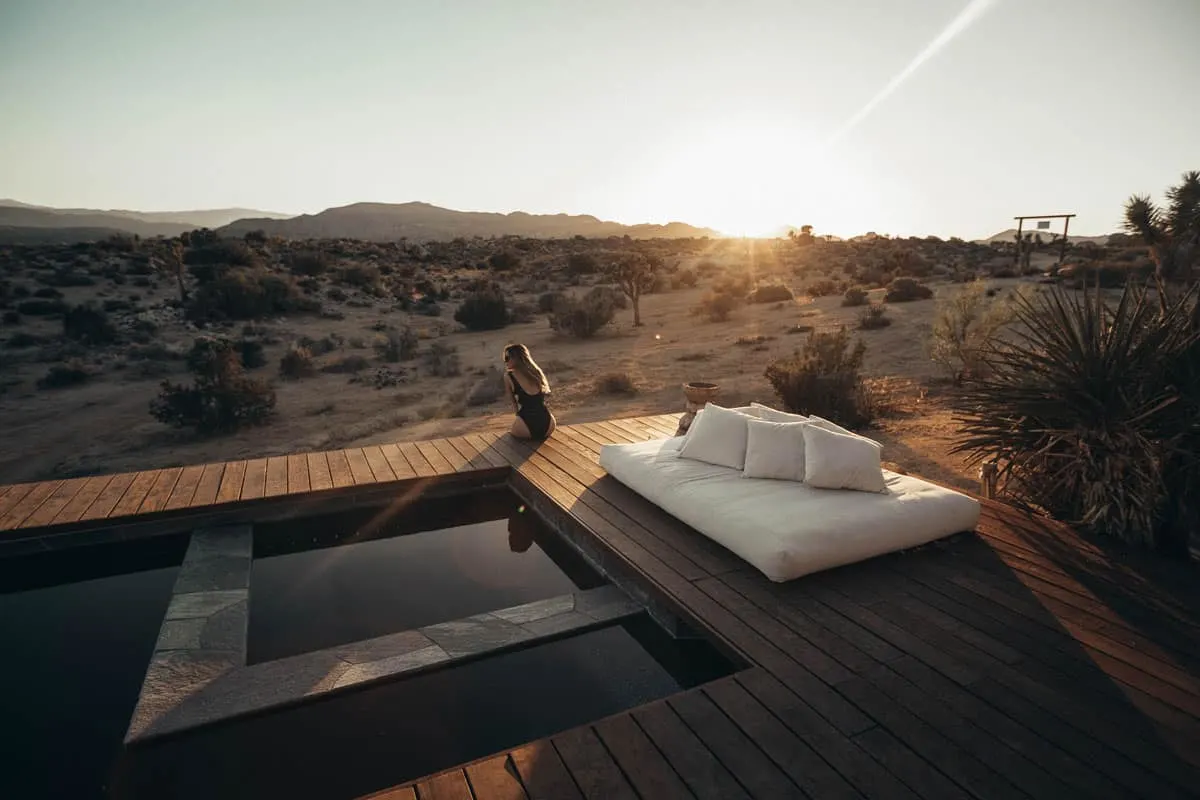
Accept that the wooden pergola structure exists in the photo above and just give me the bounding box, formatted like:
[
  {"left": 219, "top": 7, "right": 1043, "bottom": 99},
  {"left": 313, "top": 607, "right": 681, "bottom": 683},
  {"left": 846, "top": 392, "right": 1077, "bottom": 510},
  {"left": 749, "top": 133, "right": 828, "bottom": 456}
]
[{"left": 1014, "top": 212, "right": 1076, "bottom": 265}]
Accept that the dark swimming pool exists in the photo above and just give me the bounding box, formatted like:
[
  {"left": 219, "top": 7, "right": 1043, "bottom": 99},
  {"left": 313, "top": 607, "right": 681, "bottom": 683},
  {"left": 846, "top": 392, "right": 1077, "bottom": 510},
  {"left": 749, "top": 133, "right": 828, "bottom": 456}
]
[{"left": 247, "top": 487, "right": 606, "bottom": 663}]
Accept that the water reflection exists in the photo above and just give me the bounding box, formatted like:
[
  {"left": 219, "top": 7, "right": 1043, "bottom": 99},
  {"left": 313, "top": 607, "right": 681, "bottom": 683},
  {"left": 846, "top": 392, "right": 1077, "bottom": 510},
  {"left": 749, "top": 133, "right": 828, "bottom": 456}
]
[{"left": 508, "top": 507, "right": 537, "bottom": 553}]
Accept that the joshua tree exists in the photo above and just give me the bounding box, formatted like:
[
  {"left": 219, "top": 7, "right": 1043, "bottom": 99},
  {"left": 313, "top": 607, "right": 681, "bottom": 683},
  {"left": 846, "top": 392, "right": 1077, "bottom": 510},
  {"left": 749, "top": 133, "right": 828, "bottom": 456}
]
[
  {"left": 788, "top": 225, "right": 815, "bottom": 247},
  {"left": 609, "top": 253, "right": 660, "bottom": 326},
  {"left": 1124, "top": 170, "right": 1200, "bottom": 325},
  {"left": 165, "top": 240, "right": 188, "bottom": 304}
]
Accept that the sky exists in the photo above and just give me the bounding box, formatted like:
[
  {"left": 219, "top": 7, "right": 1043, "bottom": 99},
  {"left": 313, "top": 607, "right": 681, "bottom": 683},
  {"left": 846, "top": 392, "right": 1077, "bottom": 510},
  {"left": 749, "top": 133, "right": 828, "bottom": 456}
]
[{"left": 1, "top": 0, "right": 1197, "bottom": 239}]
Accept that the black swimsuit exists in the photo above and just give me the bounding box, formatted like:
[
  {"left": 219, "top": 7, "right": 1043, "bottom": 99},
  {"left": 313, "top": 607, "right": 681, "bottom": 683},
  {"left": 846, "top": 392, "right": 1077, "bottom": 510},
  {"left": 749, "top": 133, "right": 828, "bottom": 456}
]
[{"left": 510, "top": 371, "right": 552, "bottom": 440}]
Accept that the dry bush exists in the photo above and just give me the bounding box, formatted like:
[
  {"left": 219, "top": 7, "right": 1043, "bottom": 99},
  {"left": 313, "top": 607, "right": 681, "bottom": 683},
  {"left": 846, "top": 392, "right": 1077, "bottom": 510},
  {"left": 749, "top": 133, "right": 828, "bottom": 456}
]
[
  {"left": 466, "top": 367, "right": 505, "bottom": 406},
  {"left": 37, "top": 360, "right": 92, "bottom": 390},
  {"left": 735, "top": 334, "right": 771, "bottom": 346},
  {"left": 549, "top": 286, "right": 617, "bottom": 338},
  {"left": 454, "top": 284, "right": 509, "bottom": 331},
  {"left": 321, "top": 354, "right": 371, "bottom": 374},
  {"left": 693, "top": 290, "right": 739, "bottom": 322},
  {"left": 374, "top": 326, "right": 419, "bottom": 362},
  {"left": 748, "top": 283, "right": 793, "bottom": 304},
  {"left": 596, "top": 372, "right": 637, "bottom": 394},
  {"left": 423, "top": 340, "right": 461, "bottom": 377},
  {"left": 928, "top": 280, "right": 1026, "bottom": 384},
  {"left": 884, "top": 277, "right": 933, "bottom": 303},
  {"left": 764, "top": 326, "right": 873, "bottom": 428},
  {"left": 279, "top": 345, "right": 315, "bottom": 379},
  {"left": 857, "top": 304, "right": 892, "bottom": 329},
  {"left": 151, "top": 348, "right": 275, "bottom": 434},
  {"left": 842, "top": 287, "right": 868, "bottom": 307}
]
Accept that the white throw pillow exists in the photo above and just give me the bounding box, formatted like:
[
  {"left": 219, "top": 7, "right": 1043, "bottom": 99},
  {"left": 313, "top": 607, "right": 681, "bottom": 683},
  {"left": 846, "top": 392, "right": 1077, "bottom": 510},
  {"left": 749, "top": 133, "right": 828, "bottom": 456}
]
[
  {"left": 677, "top": 403, "right": 754, "bottom": 469},
  {"left": 742, "top": 418, "right": 808, "bottom": 481},
  {"left": 806, "top": 414, "right": 883, "bottom": 451},
  {"left": 680, "top": 405, "right": 758, "bottom": 441},
  {"left": 750, "top": 402, "right": 810, "bottom": 424},
  {"left": 802, "top": 424, "right": 888, "bottom": 493}
]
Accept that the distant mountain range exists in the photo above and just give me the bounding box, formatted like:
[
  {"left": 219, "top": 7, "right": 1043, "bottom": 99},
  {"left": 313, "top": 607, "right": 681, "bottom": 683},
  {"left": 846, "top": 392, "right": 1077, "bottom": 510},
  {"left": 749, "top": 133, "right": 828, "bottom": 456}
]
[
  {"left": 218, "top": 201, "right": 720, "bottom": 241},
  {"left": 977, "top": 227, "right": 1113, "bottom": 246},
  {"left": 0, "top": 199, "right": 720, "bottom": 243}
]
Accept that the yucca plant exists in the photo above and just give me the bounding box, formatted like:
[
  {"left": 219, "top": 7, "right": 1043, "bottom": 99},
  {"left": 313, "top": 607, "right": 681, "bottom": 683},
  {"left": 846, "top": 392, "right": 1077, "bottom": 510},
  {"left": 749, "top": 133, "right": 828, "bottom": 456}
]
[
  {"left": 1124, "top": 170, "right": 1200, "bottom": 327},
  {"left": 950, "top": 279, "right": 1199, "bottom": 557}
]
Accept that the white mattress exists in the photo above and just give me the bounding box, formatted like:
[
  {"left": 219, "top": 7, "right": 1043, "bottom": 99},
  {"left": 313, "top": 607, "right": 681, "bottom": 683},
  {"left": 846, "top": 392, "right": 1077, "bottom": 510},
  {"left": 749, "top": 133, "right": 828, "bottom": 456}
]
[{"left": 599, "top": 437, "right": 981, "bottom": 582}]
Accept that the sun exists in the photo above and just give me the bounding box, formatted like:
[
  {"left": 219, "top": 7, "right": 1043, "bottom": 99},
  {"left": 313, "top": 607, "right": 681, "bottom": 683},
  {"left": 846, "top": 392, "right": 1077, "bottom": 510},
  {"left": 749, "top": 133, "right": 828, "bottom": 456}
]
[{"left": 634, "top": 121, "right": 862, "bottom": 238}]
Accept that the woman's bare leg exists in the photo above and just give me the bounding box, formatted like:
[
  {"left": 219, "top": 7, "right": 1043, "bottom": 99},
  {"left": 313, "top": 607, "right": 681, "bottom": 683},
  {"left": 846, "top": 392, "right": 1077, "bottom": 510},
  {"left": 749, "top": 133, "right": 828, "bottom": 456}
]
[{"left": 510, "top": 416, "right": 532, "bottom": 439}]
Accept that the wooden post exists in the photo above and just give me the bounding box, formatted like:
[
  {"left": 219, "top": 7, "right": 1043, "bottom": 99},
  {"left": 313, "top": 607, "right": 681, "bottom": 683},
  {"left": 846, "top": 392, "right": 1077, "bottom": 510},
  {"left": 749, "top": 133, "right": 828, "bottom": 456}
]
[
  {"left": 1059, "top": 215, "right": 1071, "bottom": 264},
  {"left": 1014, "top": 218, "right": 1024, "bottom": 266},
  {"left": 979, "top": 460, "right": 998, "bottom": 499}
]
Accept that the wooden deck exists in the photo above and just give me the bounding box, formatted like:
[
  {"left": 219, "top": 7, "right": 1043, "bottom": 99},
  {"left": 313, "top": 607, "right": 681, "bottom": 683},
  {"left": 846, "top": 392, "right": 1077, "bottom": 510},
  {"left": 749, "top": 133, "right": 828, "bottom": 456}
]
[{"left": 4, "top": 415, "right": 1200, "bottom": 799}]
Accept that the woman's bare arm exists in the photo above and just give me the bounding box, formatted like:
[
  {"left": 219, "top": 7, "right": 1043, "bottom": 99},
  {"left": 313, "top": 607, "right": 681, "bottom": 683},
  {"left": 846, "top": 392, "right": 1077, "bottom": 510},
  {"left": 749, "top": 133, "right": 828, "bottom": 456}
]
[{"left": 503, "top": 371, "right": 518, "bottom": 412}]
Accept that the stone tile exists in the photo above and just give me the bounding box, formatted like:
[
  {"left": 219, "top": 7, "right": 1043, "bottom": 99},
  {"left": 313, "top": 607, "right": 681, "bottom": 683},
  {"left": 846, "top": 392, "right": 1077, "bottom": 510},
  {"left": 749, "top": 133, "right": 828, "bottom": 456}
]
[
  {"left": 155, "top": 618, "right": 205, "bottom": 651},
  {"left": 165, "top": 589, "right": 246, "bottom": 620},
  {"left": 574, "top": 585, "right": 643, "bottom": 622},
  {"left": 521, "top": 610, "right": 597, "bottom": 638},
  {"left": 333, "top": 645, "right": 450, "bottom": 689},
  {"left": 421, "top": 614, "right": 534, "bottom": 658},
  {"left": 333, "top": 629, "right": 434, "bottom": 665},
  {"left": 125, "top": 650, "right": 239, "bottom": 741},
  {"left": 188, "top": 526, "right": 253, "bottom": 559},
  {"left": 491, "top": 594, "right": 575, "bottom": 625},
  {"left": 174, "top": 555, "right": 251, "bottom": 593},
  {"left": 200, "top": 599, "right": 248, "bottom": 655}
]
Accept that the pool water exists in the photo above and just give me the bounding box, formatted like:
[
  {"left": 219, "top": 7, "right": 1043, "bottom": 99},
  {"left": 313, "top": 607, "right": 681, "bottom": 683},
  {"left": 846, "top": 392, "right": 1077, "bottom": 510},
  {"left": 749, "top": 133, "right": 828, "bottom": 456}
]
[
  {"left": 248, "top": 487, "right": 605, "bottom": 663},
  {"left": 113, "top": 613, "right": 737, "bottom": 800},
  {"left": 0, "top": 537, "right": 187, "bottom": 800}
]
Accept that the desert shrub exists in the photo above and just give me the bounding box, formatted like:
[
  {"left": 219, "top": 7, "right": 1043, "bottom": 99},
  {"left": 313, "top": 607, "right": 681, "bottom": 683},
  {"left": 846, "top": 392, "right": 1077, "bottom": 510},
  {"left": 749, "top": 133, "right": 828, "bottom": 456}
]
[
  {"left": 692, "top": 290, "right": 739, "bottom": 322},
  {"left": 857, "top": 304, "right": 892, "bottom": 329},
  {"left": 549, "top": 286, "right": 617, "bottom": 338},
  {"left": 488, "top": 251, "right": 521, "bottom": 271},
  {"left": 279, "top": 345, "right": 315, "bottom": 379},
  {"left": 597, "top": 372, "right": 636, "bottom": 394},
  {"left": 337, "top": 263, "right": 381, "bottom": 289},
  {"left": 2, "top": 310, "right": 20, "bottom": 326},
  {"left": 37, "top": 360, "right": 92, "bottom": 390},
  {"left": 33, "top": 287, "right": 63, "bottom": 299},
  {"left": 288, "top": 250, "right": 330, "bottom": 276},
  {"left": 375, "top": 326, "right": 419, "bottom": 362},
  {"left": 41, "top": 269, "right": 95, "bottom": 288},
  {"left": 508, "top": 301, "right": 536, "bottom": 324},
  {"left": 454, "top": 284, "right": 509, "bottom": 331},
  {"left": 152, "top": 347, "right": 276, "bottom": 434},
  {"left": 884, "top": 277, "right": 933, "bottom": 303},
  {"left": 671, "top": 267, "right": 698, "bottom": 289},
  {"left": 749, "top": 283, "right": 794, "bottom": 304},
  {"left": 187, "top": 268, "right": 315, "bottom": 321},
  {"left": 102, "top": 298, "right": 133, "bottom": 313},
  {"left": 327, "top": 286, "right": 348, "bottom": 302},
  {"left": 713, "top": 272, "right": 752, "bottom": 299},
  {"left": 566, "top": 253, "right": 599, "bottom": 275},
  {"left": 321, "top": 354, "right": 371, "bottom": 374},
  {"left": 466, "top": 367, "right": 504, "bottom": 406},
  {"left": 298, "top": 333, "right": 342, "bottom": 355},
  {"left": 5, "top": 331, "right": 43, "bottom": 348},
  {"left": 184, "top": 238, "right": 256, "bottom": 270},
  {"left": 17, "top": 298, "right": 67, "bottom": 316},
  {"left": 929, "top": 280, "right": 1024, "bottom": 384},
  {"left": 63, "top": 304, "right": 118, "bottom": 345},
  {"left": 238, "top": 338, "right": 266, "bottom": 369},
  {"left": 538, "top": 291, "right": 565, "bottom": 313},
  {"left": 423, "top": 340, "right": 462, "bottom": 377},
  {"left": 842, "top": 287, "right": 868, "bottom": 307},
  {"left": 805, "top": 279, "right": 839, "bottom": 297},
  {"left": 950, "top": 282, "right": 1199, "bottom": 557},
  {"left": 186, "top": 336, "right": 264, "bottom": 373},
  {"left": 764, "top": 326, "right": 873, "bottom": 428}
]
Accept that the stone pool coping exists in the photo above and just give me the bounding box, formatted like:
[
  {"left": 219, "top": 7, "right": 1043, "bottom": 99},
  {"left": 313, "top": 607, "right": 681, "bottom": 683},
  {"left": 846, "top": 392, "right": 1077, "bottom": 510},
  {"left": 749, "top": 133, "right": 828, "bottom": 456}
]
[{"left": 125, "top": 526, "right": 643, "bottom": 744}]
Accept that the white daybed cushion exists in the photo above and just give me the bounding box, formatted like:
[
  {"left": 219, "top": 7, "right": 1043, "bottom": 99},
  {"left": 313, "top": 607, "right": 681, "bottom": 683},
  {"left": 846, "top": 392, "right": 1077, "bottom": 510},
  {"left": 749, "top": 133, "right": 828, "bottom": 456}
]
[
  {"left": 599, "top": 438, "right": 981, "bottom": 582},
  {"left": 677, "top": 403, "right": 754, "bottom": 470},
  {"left": 801, "top": 424, "right": 887, "bottom": 493},
  {"left": 750, "top": 402, "right": 810, "bottom": 424},
  {"left": 742, "top": 418, "right": 808, "bottom": 482}
]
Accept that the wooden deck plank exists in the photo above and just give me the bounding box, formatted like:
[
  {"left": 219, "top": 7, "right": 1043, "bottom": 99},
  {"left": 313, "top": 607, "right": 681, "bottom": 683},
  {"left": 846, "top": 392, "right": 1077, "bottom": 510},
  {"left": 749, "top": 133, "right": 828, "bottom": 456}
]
[
  {"left": 109, "top": 471, "right": 160, "bottom": 518},
  {"left": 398, "top": 441, "right": 436, "bottom": 477},
  {"left": 17, "top": 477, "right": 88, "bottom": 529},
  {"left": 264, "top": 456, "right": 289, "bottom": 497},
  {"left": 286, "top": 453, "right": 310, "bottom": 494},
  {"left": 378, "top": 443, "right": 417, "bottom": 481},
  {"left": 51, "top": 474, "right": 114, "bottom": 525},
  {"left": 0, "top": 482, "right": 36, "bottom": 522},
  {"left": 326, "top": 450, "right": 355, "bottom": 488},
  {"left": 463, "top": 434, "right": 509, "bottom": 470},
  {"left": 0, "top": 480, "right": 62, "bottom": 529},
  {"left": 138, "top": 468, "right": 183, "bottom": 514},
  {"left": 551, "top": 727, "right": 638, "bottom": 800},
  {"left": 430, "top": 438, "right": 470, "bottom": 473},
  {"left": 343, "top": 448, "right": 376, "bottom": 485},
  {"left": 412, "top": 769, "right": 472, "bottom": 800},
  {"left": 509, "top": 740, "right": 583, "bottom": 800},
  {"left": 462, "top": 755, "right": 528, "bottom": 800},
  {"left": 163, "top": 465, "right": 205, "bottom": 511},
  {"left": 189, "top": 463, "right": 225, "bottom": 507},
  {"left": 415, "top": 440, "right": 454, "bottom": 475},
  {"left": 361, "top": 446, "right": 396, "bottom": 483},
  {"left": 78, "top": 472, "right": 136, "bottom": 521},
  {"left": 629, "top": 701, "right": 751, "bottom": 800},
  {"left": 306, "top": 452, "right": 333, "bottom": 491},
  {"left": 216, "top": 461, "right": 247, "bottom": 503},
  {"left": 240, "top": 458, "right": 268, "bottom": 500},
  {"left": 592, "top": 714, "right": 692, "bottom": 800}
]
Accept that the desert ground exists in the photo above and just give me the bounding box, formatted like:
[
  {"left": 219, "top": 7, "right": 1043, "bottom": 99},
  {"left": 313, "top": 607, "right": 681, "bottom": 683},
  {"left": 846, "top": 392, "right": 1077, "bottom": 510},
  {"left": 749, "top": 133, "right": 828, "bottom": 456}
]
[{"left": 0, "top": 236, "right": 1075, "bottom": 492}]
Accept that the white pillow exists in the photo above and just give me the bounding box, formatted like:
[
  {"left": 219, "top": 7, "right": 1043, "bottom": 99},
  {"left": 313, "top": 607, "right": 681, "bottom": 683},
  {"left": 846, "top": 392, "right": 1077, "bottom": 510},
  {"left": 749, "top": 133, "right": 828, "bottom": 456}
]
[
  {"left": 806, "top": 414, "right": 883, "bottom": 451},
  {"left": 677, "top": 403, "right": 754, "bottom": 469},
  {"left": 743, "top": 418, "right": 808, "bottom": 481},
  {"left": 802, "top": 424, "right": 888, "bottom": 493},
  {"left": 680, "top": 405, "right": 758, "bottom": 441},
  {"left": 750, "top": 402, "right": 810, "bottom": 424}
]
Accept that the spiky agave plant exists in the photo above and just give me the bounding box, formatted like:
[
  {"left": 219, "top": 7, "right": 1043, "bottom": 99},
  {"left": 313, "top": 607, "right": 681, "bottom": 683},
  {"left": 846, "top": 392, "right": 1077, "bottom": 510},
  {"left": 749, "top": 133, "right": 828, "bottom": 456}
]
[{"left": 950, "top": 279, "right": 1200, "bottom": 555}]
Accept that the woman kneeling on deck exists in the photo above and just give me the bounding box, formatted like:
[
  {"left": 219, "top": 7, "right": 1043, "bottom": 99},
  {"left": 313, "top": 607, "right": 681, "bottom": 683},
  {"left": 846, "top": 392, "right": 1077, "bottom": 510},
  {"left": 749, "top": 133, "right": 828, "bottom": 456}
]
[{"left": 503, "top": 343, "right": 556, "bottom": 441}]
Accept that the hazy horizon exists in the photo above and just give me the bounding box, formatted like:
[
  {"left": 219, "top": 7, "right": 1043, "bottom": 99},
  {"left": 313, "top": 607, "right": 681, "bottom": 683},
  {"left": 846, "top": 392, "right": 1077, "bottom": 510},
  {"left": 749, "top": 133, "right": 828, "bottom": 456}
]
[{"left": 2, "top": 0, "right": 1197, "bottom": 240}]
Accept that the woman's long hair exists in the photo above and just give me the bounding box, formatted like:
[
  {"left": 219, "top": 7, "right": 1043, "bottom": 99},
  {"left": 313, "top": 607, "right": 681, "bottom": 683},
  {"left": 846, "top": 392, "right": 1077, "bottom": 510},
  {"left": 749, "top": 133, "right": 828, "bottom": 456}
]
[{"left": 504, "top": 343, "right": 551, "bottom": 394}]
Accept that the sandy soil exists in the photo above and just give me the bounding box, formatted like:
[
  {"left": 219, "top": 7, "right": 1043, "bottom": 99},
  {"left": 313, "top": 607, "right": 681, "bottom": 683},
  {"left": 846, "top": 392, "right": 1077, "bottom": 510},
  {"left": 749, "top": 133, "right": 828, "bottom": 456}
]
[{"left": 0, "top": 250, "right": 1054, "bottom": 492}]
